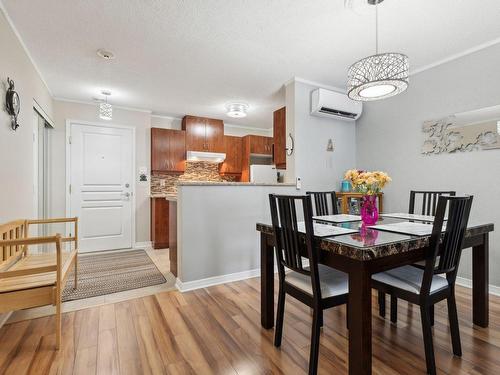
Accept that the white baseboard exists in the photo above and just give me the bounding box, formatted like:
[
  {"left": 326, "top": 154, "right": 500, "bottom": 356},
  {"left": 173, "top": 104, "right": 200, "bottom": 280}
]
[
  {"left": 176, "top": 268, "right": 261, "bottom": 292},
  {"left": 0, "top": 312, "right": 13, "bottom": 329},
  {"left": 134, "top": 241, "right": 153, "bottom": 249},
  {"left": 456, "top": 276, "right": 500, "bottom": 296}
]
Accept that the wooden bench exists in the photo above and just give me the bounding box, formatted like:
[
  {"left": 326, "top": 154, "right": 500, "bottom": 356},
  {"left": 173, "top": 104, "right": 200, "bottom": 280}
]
[{"left": 0, "top": 217, "right": 79, "bottom": 349}]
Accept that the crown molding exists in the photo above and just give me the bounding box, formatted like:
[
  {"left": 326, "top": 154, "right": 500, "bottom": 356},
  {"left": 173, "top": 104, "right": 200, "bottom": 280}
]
[
  {"left": 0, "top": 0, "right": 53, "bottom": 97},
  {"left": 410, "top": 36, "right": 500, "bottom": 76}
]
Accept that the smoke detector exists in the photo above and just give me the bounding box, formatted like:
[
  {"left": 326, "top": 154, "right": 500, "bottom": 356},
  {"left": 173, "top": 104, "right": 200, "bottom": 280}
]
[{"left": 97, "top": 49, "right": 115, "bottom": 60}]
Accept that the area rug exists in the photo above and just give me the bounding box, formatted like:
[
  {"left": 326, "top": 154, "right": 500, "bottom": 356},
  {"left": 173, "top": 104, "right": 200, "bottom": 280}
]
[{"left": 62, "top": 249, "right": 168, "bottom": 302}]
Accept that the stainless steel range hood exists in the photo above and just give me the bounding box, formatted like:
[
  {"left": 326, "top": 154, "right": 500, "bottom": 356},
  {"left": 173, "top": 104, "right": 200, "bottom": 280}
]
[{"left": 186, "top": 151, "right": 226, "bottom": 163}]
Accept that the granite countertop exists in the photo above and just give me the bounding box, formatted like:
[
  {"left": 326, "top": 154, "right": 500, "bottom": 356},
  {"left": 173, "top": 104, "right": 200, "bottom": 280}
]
[
  {"left": 150, "top": 194, "right": 177, "bottom": 201},
  {"left": 177, "top": 181, "right": 295, "bottom": 187}
]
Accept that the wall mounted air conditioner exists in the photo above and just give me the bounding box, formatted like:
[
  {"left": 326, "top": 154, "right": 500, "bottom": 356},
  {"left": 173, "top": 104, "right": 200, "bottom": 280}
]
[{"left": 311, "top": 88, "right": 362, "bottom": 121}]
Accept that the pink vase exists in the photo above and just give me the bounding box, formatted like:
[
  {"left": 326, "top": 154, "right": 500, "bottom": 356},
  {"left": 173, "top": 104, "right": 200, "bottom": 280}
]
[{"left": 360, "top": 195, "right": 379, "bottom": 225}]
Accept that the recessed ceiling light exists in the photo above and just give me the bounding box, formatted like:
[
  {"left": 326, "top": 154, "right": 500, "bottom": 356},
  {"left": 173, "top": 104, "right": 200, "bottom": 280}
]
[
  {"left": 97, "top": 49, "right": 115, "bottom": 60},
  {"left": 226, "top": 102, "right": 249, "bottom": 118}
]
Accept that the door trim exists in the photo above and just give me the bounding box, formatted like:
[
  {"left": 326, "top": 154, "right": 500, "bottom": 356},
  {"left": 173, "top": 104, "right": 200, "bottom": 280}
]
[{"left": 65, "top": 119, "right": 136, "bottom": 249}]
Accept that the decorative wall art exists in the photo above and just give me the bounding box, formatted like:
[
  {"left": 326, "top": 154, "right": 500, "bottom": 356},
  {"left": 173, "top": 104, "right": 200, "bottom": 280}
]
[{"left": 422, "top": 105, "right": 500, "bottom": 155}]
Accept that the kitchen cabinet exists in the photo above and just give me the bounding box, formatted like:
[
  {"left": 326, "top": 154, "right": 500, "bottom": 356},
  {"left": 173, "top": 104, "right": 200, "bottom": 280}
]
[
  {"left": 151, "top": 128, "right": 186, "bottom": 173},
  {"left": 247, "top": 135, "right": 273, "bottom": 155},
  {"left": 182, "top": 115, "right": 224, "bottom": 153},
  {"left": 219, "top": 135, "right": 243, "bottom": 175},
  {"left": 273, "top": 106, "right": 286, "bottom": 169},
  {"left": 240, "top": 135, "right": 274, "bottom": 182},
  {"left": 151, "top": 198, "right": 169, "bottom": 249}
]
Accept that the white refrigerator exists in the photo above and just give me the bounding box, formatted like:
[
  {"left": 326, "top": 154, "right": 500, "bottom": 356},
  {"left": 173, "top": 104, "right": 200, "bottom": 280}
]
[{"left": 250, "top": 165, "right": 277, "bottom": 183}]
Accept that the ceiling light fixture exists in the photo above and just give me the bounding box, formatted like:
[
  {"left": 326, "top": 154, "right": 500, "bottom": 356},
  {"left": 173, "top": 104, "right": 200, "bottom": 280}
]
[
  {"left": 226, "top": 102, "right": 249, "bottom": 118},
  {"left": 347, "top": 0, "right": 409, "bottom": 101},
  {"left": 99, "top": 91, "right": 112, "bottom": 120}
]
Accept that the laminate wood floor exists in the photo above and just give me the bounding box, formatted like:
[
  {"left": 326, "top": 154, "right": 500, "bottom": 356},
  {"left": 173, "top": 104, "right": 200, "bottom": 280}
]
[{"left": 0, "top": 277, "right": 499, "bottom": 374}]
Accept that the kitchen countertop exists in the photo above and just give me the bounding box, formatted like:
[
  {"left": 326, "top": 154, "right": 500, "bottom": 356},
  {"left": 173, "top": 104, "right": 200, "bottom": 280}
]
[
  {"left": 177, "top": 181, "right": 295, "bottom": 187},
  {"left": 150, "top": 194, "right": 177, "bottom": 201}
]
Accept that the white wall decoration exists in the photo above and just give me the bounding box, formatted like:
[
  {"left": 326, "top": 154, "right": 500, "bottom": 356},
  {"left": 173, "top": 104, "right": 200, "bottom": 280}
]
[{"left": 422, "top": 105, "right": 500, "bottom": 154}]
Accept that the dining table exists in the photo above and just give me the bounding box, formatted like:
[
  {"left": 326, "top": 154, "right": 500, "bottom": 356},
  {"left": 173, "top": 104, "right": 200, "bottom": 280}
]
[{"left": 256, "top": 216, "right": 494, "bottom": 375}]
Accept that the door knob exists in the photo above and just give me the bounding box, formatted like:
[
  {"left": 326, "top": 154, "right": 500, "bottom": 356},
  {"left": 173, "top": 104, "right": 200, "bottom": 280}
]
[
  {"left": 123, "top": 192, "right": 130, "bottom": 198},
  {"left": 125, "top": 183, "right": 130, "bottom": 188}
]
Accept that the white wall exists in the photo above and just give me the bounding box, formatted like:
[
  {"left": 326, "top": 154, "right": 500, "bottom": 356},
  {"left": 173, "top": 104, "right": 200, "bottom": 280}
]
[
  {"left": 51, "top": 100, "right": 152, "bottom": 243},
  {"left": 177, "top": 184, "right": 296, "bottom": 287},
  {"left": 0, "top": 8, "right": 53, "bottom": 222},
  {"left": 356, "top": 43, "right": 500, "bottom": 287},
  {"left": 285, "top": 80, "right": 357, "bottom": 191}
]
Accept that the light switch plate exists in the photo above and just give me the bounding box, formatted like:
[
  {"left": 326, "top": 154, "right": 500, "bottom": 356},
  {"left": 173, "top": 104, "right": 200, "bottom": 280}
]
[{"left": 296, "top": 177, "right": 301, "bottom": 190}]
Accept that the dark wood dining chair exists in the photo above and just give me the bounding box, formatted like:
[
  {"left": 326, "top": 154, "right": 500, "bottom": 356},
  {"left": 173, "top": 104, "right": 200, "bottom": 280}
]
[
  {"left": 306, "top": 191, "right": 339, "bottom": 216},
  {"left": 269, "top": 194, "right": 348, "bottom": 375},
  {"left": 372, "top": 195, "right": 473, "bottom": 375},
  {"left": 378, "top": 190, "right": 457, "bottom": 320},
  {"left": 409, "top": 190, "right": 456, "bottom": 216}
]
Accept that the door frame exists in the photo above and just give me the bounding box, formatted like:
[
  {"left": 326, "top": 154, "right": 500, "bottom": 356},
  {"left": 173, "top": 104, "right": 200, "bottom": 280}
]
[{"left": 65, "top": 119, "right": 136, "bottom": 249}]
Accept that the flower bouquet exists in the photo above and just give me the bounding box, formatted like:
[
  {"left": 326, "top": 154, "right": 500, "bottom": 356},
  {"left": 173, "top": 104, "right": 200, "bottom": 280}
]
[{"left": 344, "top": 169, "right": 391, "bottom": 225}]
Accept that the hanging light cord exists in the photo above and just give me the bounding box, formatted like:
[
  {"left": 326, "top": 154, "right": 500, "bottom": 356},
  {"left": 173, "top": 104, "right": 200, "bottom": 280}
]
[{"left": 375, "top": 1, "right": 379, "bottom": 55}]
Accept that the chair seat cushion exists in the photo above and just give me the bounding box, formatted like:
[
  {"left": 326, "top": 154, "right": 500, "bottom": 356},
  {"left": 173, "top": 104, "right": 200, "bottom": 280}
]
[
  {"left": 285, "top": 264, "right": 348, "bottom": 298},
  {"left": 372, "top": 265, "right": 448, "bottom": 295}
]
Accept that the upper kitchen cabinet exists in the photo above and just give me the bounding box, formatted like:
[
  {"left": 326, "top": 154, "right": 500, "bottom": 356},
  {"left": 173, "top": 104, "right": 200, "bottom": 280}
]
[
  {"left": 219, "top": 135, "right": 243, "bottom": 175},
  {"left": 151, "top": 128, "right": 186, "bottom": 173},
  {"left": 273, "top": 107, "right": 286, "bottom": 169},
  {"left": 182, "top": 115, "right": 224, "bottom": 153},
  {"left": 247, "top": 135, "right": 273, "bottom": 155}
]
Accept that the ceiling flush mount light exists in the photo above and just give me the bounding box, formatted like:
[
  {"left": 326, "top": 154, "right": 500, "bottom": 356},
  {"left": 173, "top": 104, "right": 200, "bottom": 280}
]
[
  {"left": 99, "top": 91, "right": 112, "bottom": 120},
  {"left": 226, "top": 102, "right": 249, "bottom": 118},
  {"left": 347, "top": 0, "right": 409, "bottom": 101}
]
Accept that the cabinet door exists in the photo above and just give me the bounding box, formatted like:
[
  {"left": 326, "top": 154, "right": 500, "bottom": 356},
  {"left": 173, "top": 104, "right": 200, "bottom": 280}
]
[
  {"left": 182, "top": 116, "right": 207, "bottom": 152},
  {"left": 151, "top": 198, "right": 169, "bottom": 249},
  {"left": 151, "top": 128, "right": 170, "bottom": 172},
  {"left": 151, "top": 128, "right": 185, "bottom": 173},
  {"left": 205, "top": 118, "right": 224, "bottom": 152},
  {"left": 249, "top": 135, "right": 272, "bottom": 155},
  {"left": 220, "top": 135, "right": 242, "bottom": 174},
  {"left": 273, "top": 107, "right": 286, "bottom": 168},
  {"left": 169, "top": 130, "right": 186, "bottom": 173}
]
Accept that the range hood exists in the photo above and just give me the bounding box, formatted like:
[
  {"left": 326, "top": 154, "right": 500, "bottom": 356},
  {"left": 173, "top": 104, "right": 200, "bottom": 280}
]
[{"left": 186, "top": 151, "right": 226, "bottom": 163}]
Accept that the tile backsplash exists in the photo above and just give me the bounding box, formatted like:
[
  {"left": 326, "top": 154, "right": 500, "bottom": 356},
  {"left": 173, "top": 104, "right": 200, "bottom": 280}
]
[{"left": 151, "top": 161, "right": 236, "bottom": 196}]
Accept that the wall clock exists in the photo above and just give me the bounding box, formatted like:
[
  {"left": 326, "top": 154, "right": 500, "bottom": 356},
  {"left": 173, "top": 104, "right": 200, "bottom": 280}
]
[{"left": 5, "top": 78, "right": 20, "bottom": 131}]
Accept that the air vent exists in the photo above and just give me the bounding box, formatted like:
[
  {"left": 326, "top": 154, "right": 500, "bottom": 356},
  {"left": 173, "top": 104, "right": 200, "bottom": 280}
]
[{"left": 319, "top": 107, "right": 357, "bottom": 119}]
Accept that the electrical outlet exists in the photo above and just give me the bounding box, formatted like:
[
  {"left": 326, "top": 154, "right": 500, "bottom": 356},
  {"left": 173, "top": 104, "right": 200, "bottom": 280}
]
[
  {"left": 296, "top": 177, "right": 301, "bottom": 190},
  {"left": 160, "top": 179, "right": 166, "bottom": 187}
]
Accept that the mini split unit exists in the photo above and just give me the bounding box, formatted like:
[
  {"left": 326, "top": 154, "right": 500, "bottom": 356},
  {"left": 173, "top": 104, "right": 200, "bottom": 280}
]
[{"left": 311, "top": 88, "right": 362, "bottom": 121}]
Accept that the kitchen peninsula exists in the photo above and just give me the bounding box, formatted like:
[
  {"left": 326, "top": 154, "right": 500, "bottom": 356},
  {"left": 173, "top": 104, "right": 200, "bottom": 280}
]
[{"left": 172, "top": 181, "right": 295, "bottom": 290}]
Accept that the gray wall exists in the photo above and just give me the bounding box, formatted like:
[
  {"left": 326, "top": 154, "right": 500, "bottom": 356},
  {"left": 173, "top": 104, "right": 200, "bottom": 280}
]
[
  {"left": 177, "top": 184, "right": 296, "bottom": 284},
  {"left": 285, "top": 80, "right": 357, "bottom": 191},
  {"left": 356, "top": 43, "right": 500, "bottom": 287},
  {"left": 0, "top": 9, "right": 53, "bottom": 222}
]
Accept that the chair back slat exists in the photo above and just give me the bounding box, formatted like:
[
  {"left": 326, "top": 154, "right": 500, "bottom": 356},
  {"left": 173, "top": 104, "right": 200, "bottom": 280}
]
[
  {"left": 435, "top": 197, "right": 472, "bottom": 274},
  {"left": 0, "top": 220, "right": 27, "bottom": 270},
  {"left": 409, "top": 190, "right": 456, "bottom": 216},
  {"left": 269, "top": 194, "right": 322, "bottom": 298},
  {"left": 421, "top": 196, "right": 473, "bottom": 295},
  {"left": 306, "top": 191, "right": 338, "bottom": 216}
]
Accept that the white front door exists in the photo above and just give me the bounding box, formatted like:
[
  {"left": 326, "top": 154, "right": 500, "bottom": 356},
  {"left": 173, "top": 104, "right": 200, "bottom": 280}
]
[{"left": 69, "top": 122, "right": 134, "bottom": 252}]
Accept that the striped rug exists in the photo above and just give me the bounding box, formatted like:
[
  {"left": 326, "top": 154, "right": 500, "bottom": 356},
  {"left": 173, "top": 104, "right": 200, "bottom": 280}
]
[{"left": 62, "top": 250, "right": 169, "bottom": 302}]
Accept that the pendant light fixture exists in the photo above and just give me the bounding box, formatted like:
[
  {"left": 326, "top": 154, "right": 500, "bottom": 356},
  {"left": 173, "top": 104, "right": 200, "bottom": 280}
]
[
  {"left": 347, "top": 0, "right": 409, "bottom": 101},
  {"left": 99, "top": 91, "right": 112, "bottom": 121},
  {"left": 97, "top": 49, "right": 115, "bottom": 120}
]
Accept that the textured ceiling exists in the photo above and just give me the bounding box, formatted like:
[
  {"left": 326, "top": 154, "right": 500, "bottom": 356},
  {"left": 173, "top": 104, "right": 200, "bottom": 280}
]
[{"left": 3, "top": 0, "right": 500, "bottom": 128}]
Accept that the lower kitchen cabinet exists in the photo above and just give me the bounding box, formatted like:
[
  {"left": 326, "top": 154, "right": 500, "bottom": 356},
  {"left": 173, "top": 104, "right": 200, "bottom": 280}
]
[{"left": 151, "top": 198, "right": 169, "bottom": 249}]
